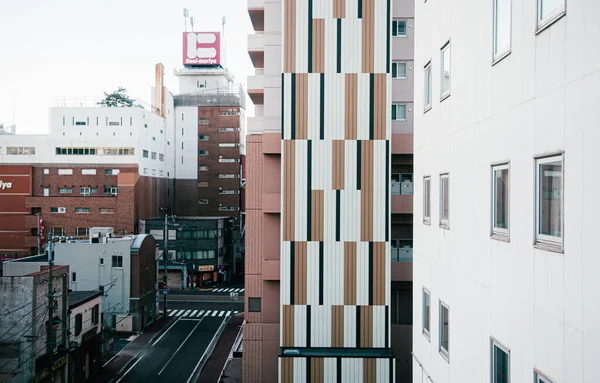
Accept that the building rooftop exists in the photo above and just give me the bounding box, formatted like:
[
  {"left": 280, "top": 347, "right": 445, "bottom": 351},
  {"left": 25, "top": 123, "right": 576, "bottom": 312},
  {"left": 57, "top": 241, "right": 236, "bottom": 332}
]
[
  {"left": 147, "top": 216, "right": 234, "bottom": 221},
  {"left": 68, "top": 290, "right": 102, "bottom": 309}
]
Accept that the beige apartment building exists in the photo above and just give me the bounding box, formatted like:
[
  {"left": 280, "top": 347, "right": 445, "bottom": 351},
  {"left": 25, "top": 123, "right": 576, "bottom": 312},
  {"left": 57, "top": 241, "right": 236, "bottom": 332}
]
[{"left": 244, "top": 0, "right": 414, "bottom": 381}]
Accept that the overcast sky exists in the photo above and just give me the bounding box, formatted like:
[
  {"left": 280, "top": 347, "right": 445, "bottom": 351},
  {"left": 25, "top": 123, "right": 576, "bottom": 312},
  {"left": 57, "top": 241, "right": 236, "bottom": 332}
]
[{"left": 0, "top": 0, "right": 255, "bottom": 134}]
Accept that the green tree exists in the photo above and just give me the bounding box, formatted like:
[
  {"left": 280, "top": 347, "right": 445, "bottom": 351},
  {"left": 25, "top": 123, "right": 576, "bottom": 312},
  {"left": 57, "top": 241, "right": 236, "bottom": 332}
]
[{"left": 98, "top": 87, "right": 134, "bottom": 107}]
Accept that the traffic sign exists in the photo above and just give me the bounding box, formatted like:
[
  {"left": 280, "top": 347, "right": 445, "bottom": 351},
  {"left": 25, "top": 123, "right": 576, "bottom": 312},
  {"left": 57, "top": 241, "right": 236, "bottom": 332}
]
[{"left": 162, "top": 290, "right": 168, "bottom": 295}]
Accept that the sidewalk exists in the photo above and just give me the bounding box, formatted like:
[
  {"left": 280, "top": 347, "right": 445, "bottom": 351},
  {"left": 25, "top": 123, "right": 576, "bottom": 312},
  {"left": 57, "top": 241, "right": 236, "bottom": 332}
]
[
  {"left": 91, "top": 317, "right": 172, "bottom": 383},
  {"left": 196, "top": 314, "right": 244, "bottom": 383}
]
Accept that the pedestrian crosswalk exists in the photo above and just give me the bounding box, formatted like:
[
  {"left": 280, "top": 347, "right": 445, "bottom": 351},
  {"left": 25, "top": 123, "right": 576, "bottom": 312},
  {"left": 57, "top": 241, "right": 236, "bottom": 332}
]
[
  {"left": 211, "top": 287, "right": 245, "bottom": 293},
  {"left": 167, "top": 309, "right": 239, "bottom": 318}
]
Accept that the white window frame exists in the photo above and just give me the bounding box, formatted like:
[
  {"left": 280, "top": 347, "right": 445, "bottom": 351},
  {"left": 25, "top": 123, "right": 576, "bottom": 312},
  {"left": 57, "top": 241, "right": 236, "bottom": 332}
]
[
  {"left": 440, "top": 42, "right": 451, "bottom": 100},
  {"left": 491, "top": 339, "right": 510, "bottom": 383},
  {"left": 536, "top": 0, "right": 566, "bottom": 33},
  {"left": 423, "top": 176, "right": 431, "bottom": 225},
  {"left": 422, "top": 288, "right": 431, "bottom": 340},
  {"left": 392, "top": 62, "right": 407, "bottom": 79},
  {"left": 493, "top": 0, "right": 512, "bottom": 63},
  {"left": 440, "top": 173, "right": 449, "bottom": 228},
  {"left": 535, "top": 154, "right": 564, "bottom": 250},
  {"left": 439, "top": 301, "right": 449, "bottom": 361},
  {"left": 534, "top": 370, "right": 555, "bottom": 383},
  {"left": 392, "top": 104, "right": 407, "bottom": 121},
  {"left": 491, "top": 163, "right": 510, "bottom": 238},
  {"left": 424, "top": 61, "right": 432, "bottom": 112},
  {"left": 392, "top": 20, "right": 407, "bottom": 37}
]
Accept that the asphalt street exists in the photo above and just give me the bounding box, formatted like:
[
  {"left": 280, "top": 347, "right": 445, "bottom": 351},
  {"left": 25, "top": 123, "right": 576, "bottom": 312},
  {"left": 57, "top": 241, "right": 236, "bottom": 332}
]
[{"left": 116, "top": 303, "right": 241, "bottom": 383}]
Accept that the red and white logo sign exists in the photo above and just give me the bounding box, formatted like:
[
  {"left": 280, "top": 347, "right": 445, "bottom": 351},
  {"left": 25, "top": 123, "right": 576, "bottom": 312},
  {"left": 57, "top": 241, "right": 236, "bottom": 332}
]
[{"left": 183, "top": 32, "right": 220, "bottom": 66}]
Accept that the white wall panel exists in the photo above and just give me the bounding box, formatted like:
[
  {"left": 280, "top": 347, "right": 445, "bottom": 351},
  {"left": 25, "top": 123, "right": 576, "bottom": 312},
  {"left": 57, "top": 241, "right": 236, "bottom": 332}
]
[
  {"left": 341, "top": 18, "right": 362, "bottom": 74},
  {"left": 386, "top": 76, "right": 392, "bottom": 140},
  {"left": 376, "top": 359, "right": 389, "bottom": 382},
  {"left": 307, "top": 74, "right": 321, "bottom": 140},
  {"left": 324, "top": 74, "right": 345, "bottom": 140},
  {"left": 357, "top": 74, "right": 371, "bottom": 140},
  {"left": 340, "top": 190, "right": 360, "bottom": 242},
  {"left": 324, "top": 358, "right": 337, "bottom": 382},
  {"left": 323, "top": 241, "right": 344, "bottom": 305},
  {"left": 281, "top": 242, "right": 291, "bottom": 305},
  {"left": 294, "top": 305, "right": 307, "bottom": 347},
  {"left": 306, "top": 242, "right": 320, "bottom": 305},
  {"left": 323, "top": 189, "right": 337, "bottom": 246},
  {"left": 345, "top": 0, "right": 358, "bottom": 19},
  {"left": 311, "top": 305, "right": 331, "bottom": 347},
  {"left": 311, "top": 139, "right": 326, "bottom": 190},
  {"left": 373, "top": 0, "right": 387, "bottom": 73},
  {"left": 356, "top": 241, "right": 370, "bottom": 305},
  {"left": 343, "top": 305, "right": 357, "bottom": 347},
  {"left": 372, "top": 139, "right": 387, "bottom": 242},
  {"left": 324, "top": 17, "right": 338, "bottom": 75},
  {"left": 283, "top": 74, "right": 292, "bottom": 139},
  {"left": 372, "top": 306, "right": 386, "bottom": 347},
  {"left": 294, "top": 140, "right": 308, "bottom": 241},
  {"left": 342, "top": 358, "right": 362, "bottom": 383},
  {"left": 312, "top": 0, "right": 331, "bottom": 19},
  {"left": 295, "top": 0, "right": 309, "bottom": 74},
  {"left": 293, "top": 357, "right": 307, "bottom": 383},
  {"left": 344, "top": 140, "right": 358, "bottom": 190}
]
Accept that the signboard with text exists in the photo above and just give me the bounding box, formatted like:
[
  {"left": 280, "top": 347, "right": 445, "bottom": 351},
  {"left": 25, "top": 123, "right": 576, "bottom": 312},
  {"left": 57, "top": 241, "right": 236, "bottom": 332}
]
[
  {"left": 198, "top": 265, "right": 215, "bottom": 272},
  {"left": 183, "top": 32, "right": 221, "bottom": 66}
]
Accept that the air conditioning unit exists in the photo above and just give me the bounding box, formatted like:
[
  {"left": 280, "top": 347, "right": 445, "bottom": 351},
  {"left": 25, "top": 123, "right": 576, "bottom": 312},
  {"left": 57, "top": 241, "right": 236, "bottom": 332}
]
[{"left": 58, "top": 207, "right": 67, "bottom": 213}]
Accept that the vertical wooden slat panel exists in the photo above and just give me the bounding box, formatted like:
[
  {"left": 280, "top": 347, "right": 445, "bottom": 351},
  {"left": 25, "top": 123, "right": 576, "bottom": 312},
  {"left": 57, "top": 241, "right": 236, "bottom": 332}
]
[
  {"left": 283, "top": 305, "right": 295, "bottom": 347},
  {"left": 360, "top": 306, "right": 373, "bottom": 347},
  {"left": 284, "top": 0, "right": 296, "bottom": 72},
  {"left": 373, "top": 242, "right": 386, "bottom": 305},
  {"left": 361, "top": 0, "right": 374, "bottom": 73},
  {"left": 332, "top": 140, "right": 345, "bottom": 190},
  {"left": 344, "top": 242, "right": 357, "bottom": 305},
  {"left": 345, "top": 74, "right": 357, "bottom": 139},
  {"left": 284, "top": 140, "right": 296, "bottom": 241},
  {"left": 311, "top": 357, "right": 324, "bottom": 383},
  {"left": 312, "top": 19, "right": 325, "bottom": 74},
  {"left": 331, "top": 305, "right": 344, "bottom": 347},
  {"left": 295, "top": 74, "right": 308, "bottom": 139},
  {"left": 311, "top": 190, "right": 324, "bottom": 241},
  {"left": 333, "top": 0, "right": 346, "bottom": 18},
  {"left": 373, "top": 74, "right": 386, "bottom": 139},
  {"left": 282, "top": 357, "right": 294, "bottom": 383},
  {"left": 363, "top": 359, "right": 376, "bottom": 383},
  {"left": 294, "top": 242, "right": 307, "bottom": 304},
  {"left": 361, "top": 140, "right": 373, "bottom": 241}
]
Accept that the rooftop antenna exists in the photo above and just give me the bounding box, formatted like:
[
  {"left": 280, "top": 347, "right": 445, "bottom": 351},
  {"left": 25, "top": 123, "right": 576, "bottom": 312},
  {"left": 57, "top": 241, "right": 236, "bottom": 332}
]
[
  {"left": 222, "top": 15, "right": 226, "bottom": 37},
  {"left": 183, "top": 8, "right": 189, "bottom": 32},
  {"left": 190, "top": 17, "right": 195, "bottom": 32}
]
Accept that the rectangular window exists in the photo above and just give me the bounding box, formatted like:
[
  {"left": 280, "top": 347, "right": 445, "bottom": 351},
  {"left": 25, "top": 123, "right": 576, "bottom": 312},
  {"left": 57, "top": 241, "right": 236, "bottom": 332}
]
[
  {"left": 99, "top": 208, "right": 114, "bottom": 214},
  {"left": 199, "top": 135, "right": 209, "bottom": 141},
  {"left": 75, "top": 207, "right": 90, "bottom": 214},
  {"left": 80, "top": 187, "right": 96, "bottom": 196},
  {"left": 391, "top": 288, "right": 413, "bottom": 325},
  {"left": 424, "top": 62, "right": 432, "bottom": 111},
  {"left": 440, "top": 174, "right": 449, "bottom": 228},
  {"left": 58, "top": 188, "right": 72, "bottom": 194},
  {"left": 50, "top": 208, "right": 66, "bottom": 214},
  {"left": 219, "top": 143, "right": 238, "bottom": 148},
  {"left": 392, "top": 62, "right": 407, "bottom": 79},
  {"left": 534, "top": 371, "right": 554, "bottom": 383},
  {"left": 72, "top": 272, "right": 77, "bottom": 282},
  {"left": 492, "top": 164, "right": 509, "bottom": 237},
  {"left": 92, "top": 304, "right": 99, "bottom": 325},
  {"left": 392, "top": 104, "right": 407, "bottom": 121},
  {"left": 422, "top": 288, "right": 431, "bottom": 338},
  {"left": 104, "top": 186, "right": 118, "bottom": 196},
  {"left": 198, "top": 199, "right": 209, "bottom": 205},
  {"left": 199, "top": 165, "right": 209, "bottom": 171},
  {"left": 181, "top": 142, "right": 184, "bottom": 150},
  {"left": 392, "top": 20, "right": 407, "bottom": 37},
  {"left": 423, "top": 177, "right": 431, "bottom": 224},
  {"left": 75, "top": 227, "right": 89, "bottom": 236},
  {"left": 151, "top": 152, "right": 157, "bottom": 160},
  {"left": 535, "top": 154, "right": 563, "bottom": 248},
  {"left": 44, "top": 188, "right": 49, "bottom": 197},
  {"left": 199, "top": 118, "right": 210, "bottom": 125},
  {"left": 537, "top": 0, "right": 566, "bottom": 31},
  {"left": 440, "top": 42, "right": 451, "bottom": 99},
  {"left": 143, "top": 168, "right": 148, "bottom": 175},
  {"left": 58, "top": 169, "right": 73, "bottom": 175},
  {"left": 143, "top": 150, "right": 149, "bottom": 158},
  {"left": 159, "top": 153, "right": 164, "bottom": 162},
  {"left": 75, "top": 313, "right": 82, "bottom": 336},
  {"left": 112, "top": 255, "right": 123, "bottom": 268},
  {"left": 199, "top": 150, "right": 209, "bottom": 156},
  {"left": 81, "top": 169, "right": 96, "bottom": 175},
  {"left": 491, "top": 340, "right": 510, "bottom": 383},
  {"left": 219, "top": 128, "right": 240, "bottom": 132},
  {"left": 198, "top": 182, "right": 209, "bottom": 188},
  {"left": 493, "top": 0, "right": 511, "bottom": 61},
  {"left": 248, "top": 297, "right": 262, "bottom": 312},
  {"left": 439, "top": 302, "right": 449, "bottom": 360},
  {"left": 50, "top": 227, "right": 66, "bottom": 236}
]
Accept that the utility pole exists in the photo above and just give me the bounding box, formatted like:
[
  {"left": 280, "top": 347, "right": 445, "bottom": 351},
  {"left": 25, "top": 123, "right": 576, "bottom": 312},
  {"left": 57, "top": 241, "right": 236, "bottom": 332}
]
[
  {"left": 163, "top": 210, "right": 168, "bottom": 318},
  {"left": 46, "top": 234, "right": 55, "bottom": 383},
  {"left": 37, "top": 214, "right": 41, "bottom": 256}
]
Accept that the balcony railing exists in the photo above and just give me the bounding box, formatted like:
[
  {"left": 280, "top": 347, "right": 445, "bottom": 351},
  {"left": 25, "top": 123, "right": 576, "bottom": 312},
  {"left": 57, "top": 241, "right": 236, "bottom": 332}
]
[{"left": 391, "top": 247, "right": 413, "bottom": 262}]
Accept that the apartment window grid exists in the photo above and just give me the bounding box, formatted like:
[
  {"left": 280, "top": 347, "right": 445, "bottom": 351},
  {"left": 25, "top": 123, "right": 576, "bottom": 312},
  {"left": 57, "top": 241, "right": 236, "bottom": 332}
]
[
  {"left": 537, "top": 0, "right": 566, "bottom": 32},
  {"left": 535, "top": 154, "right": 563, "bottom": 249},
  {"left": 151, "top": 152, "right": 157, "bottom": 160},
  {"left": 424, "top": 62, "right": 432, "bottom": 112},
  {"left": 493, "top": 0, "right": 512, "bottom": 62},
  {"left": 440, "top": 174, "right": 450, "bottom": 228},
  {"left": 392, "top": 20, "right": 407, "bottom": 37},
  {"left": 392, "top": 62, "right": 407, "bottom": 79},
  {"left": 440, "top": 41, "right": 451, "bottom": 99},
  {"left": 392, "top": 104, "right": 407, "bottom": 121},
  {"left": 75, "top": 227, "right": 89, "bottom": 236},
  {"left": 492, "top": 163, "right": 510, "bottom": 238},
  {"left": 112, "top": 255, "right": 123, "bottom": 268},
  {"left": 199, "top": 150, "right": 209, "bottom": 156},
  {"left": 534, "top": 370, "right": 554, "bottom": 383},
  {"left": 439, "top": 301, "right": 449, "bottom": 361},
  {"left": 423, "top": 177, "right": 431, "bottom": 224},
  {"left": 80, "top": 187, "right": 97, "bottom": 196},
  {"left": 75, "top": 207, "right": 90, "bottom": 214},
  {"left": 422, "top": 288, "right": 431, "bottom": 339},
  {"left": 142, "top": 150, "right": 149, "bottom": 158},
  {"left": 57, "top": 187, "right": 72, "bottom": 194},
  {"left": 491, "top": 339, "right": 510, "bottom": 383}
]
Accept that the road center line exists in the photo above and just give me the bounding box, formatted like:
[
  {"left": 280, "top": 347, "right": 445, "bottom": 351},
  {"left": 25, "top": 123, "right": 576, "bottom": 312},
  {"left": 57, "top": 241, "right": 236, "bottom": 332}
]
[
  {"left": 152, "top": 318, "right": 180, "bottom": 347},
  {"left": 185, "top": 318, "right": 228, "bottom": 383},
  {"left": 116, "top": 354, "right": 144, "bottom": 382},
  {"left": 157, "top": 320, "right": 202, "bottom": 375}
]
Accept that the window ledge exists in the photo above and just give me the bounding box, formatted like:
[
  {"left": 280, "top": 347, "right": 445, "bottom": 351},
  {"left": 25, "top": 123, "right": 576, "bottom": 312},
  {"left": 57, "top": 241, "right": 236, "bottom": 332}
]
[
  {"left": 439, "top": 349, "right": 449, "bottom": 363},
  {"left": 536, "top": 10, "right": 566, "bottom": 35},
  {"left": 439, "top": 223, "right": 450, "bottom": 230},
  {"left": 423, "top": 219, "right": 431, "bottom": 226},
  {"left": 492, "top": 50, "right": 511, "bottom": 66},
  {"left": 440, "top": 93, "right": 450, "bottom": 102},
  {"left": 490, "top": 234, "right": 510, "bottom": 243},
  {"left": 424, "top": 105, "right": 432, "bottom": 114},
  {"left": 423, "top": 330, "right": 430, "bottom": 342},
  {"left": 534, "top": 242, "right": 564, "bottom": 254}
]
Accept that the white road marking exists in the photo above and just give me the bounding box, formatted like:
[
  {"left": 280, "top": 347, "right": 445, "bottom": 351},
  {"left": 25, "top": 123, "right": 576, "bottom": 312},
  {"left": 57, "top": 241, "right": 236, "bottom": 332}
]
[
  {"left": 117, "top": 354, "right": 144, "bottom": 382},
  {"left": 176, "top": 310, "right": 184, "bottom": 317},
  {"left": 218, "top": 311, "right": 225, "bottom": 317},
  {"left": 158, "top": 321, "right": 202, "bottom": 375},
  {"left": 211, "top": 311, "right": 218, "bottom": 317},
  {"left": 234, "top": 311, "right": 239, "bottom": 314},
  {"left": 152, "top": 318, "right": 180, "bottom": 347},
  {"left": 185, "top": 320, "right": 228, "bottom": 383},
  {"left": 191, "top": 310, "right": 198, "bottom": 317},
  {"left": 204, "top": 310, "right": 211, "bottom": 316},
  {"left": 239, "top": 289, "right": 245, "bottom": 292},
  {"left": 182, "top": 310, "right": 191, "bottom": 317},
  {"left": 213, "top": 288, "right": 223, "bottom": 292},
  {"left": 197, "top": 310, "right": 205, "bottom": 317},
  {"left": 225, "top": 311, "right": 232, "bottom": 317},
  {"left": 168, "top": 310, "right": 179, "bottom": 317}
]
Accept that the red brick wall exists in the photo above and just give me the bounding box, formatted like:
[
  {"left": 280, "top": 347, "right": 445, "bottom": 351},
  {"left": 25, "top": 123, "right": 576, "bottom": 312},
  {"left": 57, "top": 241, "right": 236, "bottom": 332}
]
[{"left": 0, "top": 166, "right": 35, "bottom": 255}]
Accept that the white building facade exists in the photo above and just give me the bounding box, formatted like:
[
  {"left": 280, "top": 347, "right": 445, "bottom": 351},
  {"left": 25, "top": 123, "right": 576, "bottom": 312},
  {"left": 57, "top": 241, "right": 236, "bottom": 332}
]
[{"left": 413, "top": 0, "right": 600, "bottom": 382}]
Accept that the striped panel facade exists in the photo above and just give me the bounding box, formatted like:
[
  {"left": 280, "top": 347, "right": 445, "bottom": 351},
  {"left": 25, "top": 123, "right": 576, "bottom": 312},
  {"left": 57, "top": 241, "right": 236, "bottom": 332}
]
[{"left": 280, "top": 0, "right": 394, "bottom": 381}]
